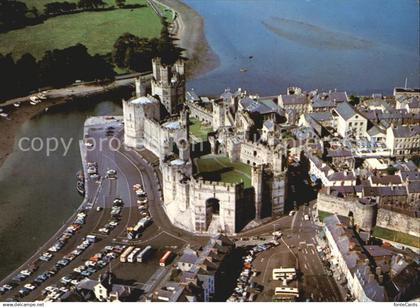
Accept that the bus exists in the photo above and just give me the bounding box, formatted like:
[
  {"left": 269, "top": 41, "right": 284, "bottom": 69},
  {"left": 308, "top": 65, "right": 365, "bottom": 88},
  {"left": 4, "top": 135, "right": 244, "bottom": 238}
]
[
  {"left": 159, "top": 251, "right": 173, "bottom": 267},
  {"left": 272, "top": 268, "right": 297, "bottom": 281},
  {"left": 274, "top": 287, "right": 299, "bottom": 301},
  {"left": 127, "top": 247, "right": 141, "bottom": 263},
  {"left": 120, "top": 246, "right": 135, "bottom": 263},
  {"left": 137, "top": 245, "right": 153, "bottom": 263}
]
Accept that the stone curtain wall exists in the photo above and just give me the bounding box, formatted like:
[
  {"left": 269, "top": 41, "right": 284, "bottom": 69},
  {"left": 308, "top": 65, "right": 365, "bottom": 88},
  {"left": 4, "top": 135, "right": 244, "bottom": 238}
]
[{"left": 376, "top": 208, "right": 420, "bottom": 237}]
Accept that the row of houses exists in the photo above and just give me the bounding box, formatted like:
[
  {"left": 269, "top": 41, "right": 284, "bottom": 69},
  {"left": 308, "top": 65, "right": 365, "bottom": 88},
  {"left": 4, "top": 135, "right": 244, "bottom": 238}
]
[
  {"left": 323, "top": 214, "right": 419, "bottom": 302},
  {"left": 148, "top": 235, "right": 234, "bottom": 302}
]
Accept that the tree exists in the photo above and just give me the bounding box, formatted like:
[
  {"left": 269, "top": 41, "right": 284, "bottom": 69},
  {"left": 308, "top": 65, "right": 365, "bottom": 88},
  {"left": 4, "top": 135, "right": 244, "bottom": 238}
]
[
  {"left": 349, "top": 95, "right": 360, "bottom": 106},
  {"left": 0, "top": 0, "right": 29, "bottom": 30},
  {"left": 115, "top": 0, "right": 125, "bottom": 8},
  {"left": 15, "top": 53, "right": 39, "bottom": 93}
]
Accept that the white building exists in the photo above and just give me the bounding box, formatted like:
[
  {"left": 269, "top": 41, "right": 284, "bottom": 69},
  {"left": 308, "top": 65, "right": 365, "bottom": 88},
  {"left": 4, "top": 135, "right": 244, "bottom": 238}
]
[
  {"left": 324, "top": 215, "right": 385, "bottom": 302},
  {"left": 385, "top": 125, "right": 420, "bottom": 156},
  {"left": 334, "top": 102, "right": 368, "bottom": 139}
]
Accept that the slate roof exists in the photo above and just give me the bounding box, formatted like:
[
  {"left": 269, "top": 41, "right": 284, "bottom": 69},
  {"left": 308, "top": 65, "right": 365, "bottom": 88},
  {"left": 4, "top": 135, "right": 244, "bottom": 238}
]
[
  {"left": 367, "top": 125, "right": 386, "bottom": 137},
  {"left": 334, "top": 102, "right": 360, "bottom": 121},
  {"left": 371, "top": 175, "right": 402, "bottom": 185},
  {"left": 324, "top": 215, "right": 385, "bottom": 302},
  {"left": 239, "top": 97, "right": 277, "bottom": 114},
  {"left": 408, "top": 181, "right": 420, "bottom": 194},
  {"left": 363, "top": 186, "right": 408, "bottom": 197},
  {"left": 391, "top": 125, "right": 420, "bottom": 138},
  {"left": 280, "top": 94, "right": 307, "bottom": 105},
  {"left": 309, "top": 111, "right": 333, "bottom": 122},
  {"left": 327, "top": 148, "right": 353, "bottom": 158}
]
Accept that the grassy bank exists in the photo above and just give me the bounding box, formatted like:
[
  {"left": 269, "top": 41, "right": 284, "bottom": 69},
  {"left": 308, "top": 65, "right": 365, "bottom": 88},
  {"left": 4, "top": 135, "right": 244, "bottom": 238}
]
[
  {"left": 317, "top": 210, "right": 333, "bottom": 222},
  {"left": 372, "top": 226, "right": 420, "bottom": 249},
  {"left": 0, "top": 2, "right": 162, "bottom": 60},
  {"left": 196, "top": 155, "right": 252, "bottom": 188}
]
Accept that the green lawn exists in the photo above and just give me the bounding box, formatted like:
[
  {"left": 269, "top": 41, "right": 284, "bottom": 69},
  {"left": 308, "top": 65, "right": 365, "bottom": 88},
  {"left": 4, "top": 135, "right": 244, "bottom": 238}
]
[
  {"left": 0, "top": 3, "right": 162, "bottom": 60},
  {"left": 196, "top": 155, "right": 252, "bottom": 188},
  {"left": 189, "top": 118, "right": 213, "bottom": 142},
  {"left": 373, "top": 226, "right": 420, "bottom": 249},
  {"left": 317, "top": 210, "right": 333, "bottom": 222}
]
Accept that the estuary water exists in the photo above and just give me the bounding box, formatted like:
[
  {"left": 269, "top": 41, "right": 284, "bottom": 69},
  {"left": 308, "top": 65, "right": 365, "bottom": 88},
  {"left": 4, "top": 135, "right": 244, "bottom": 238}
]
[
  {"left": 184, "top": 0, "right": 419, "bottom": 95},
  {"left": 0, "top": 101, "right": 122, "bottom": 279},
  {"left": 0, "top": 0, "right": 419, "bottom": 279}
]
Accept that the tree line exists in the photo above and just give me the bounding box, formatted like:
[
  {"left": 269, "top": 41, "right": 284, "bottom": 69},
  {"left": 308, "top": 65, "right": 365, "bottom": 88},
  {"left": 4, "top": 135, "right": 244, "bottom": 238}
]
[
  {"left": 0, "top": 44, "right": 115, "bottom": 101},
  {"left": 112, "top": 19, "right": 183, "bottom": 72}
]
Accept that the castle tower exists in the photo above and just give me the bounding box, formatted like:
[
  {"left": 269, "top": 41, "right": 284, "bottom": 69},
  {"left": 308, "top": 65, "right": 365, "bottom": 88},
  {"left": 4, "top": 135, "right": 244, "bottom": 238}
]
[
  {"left": 252, "top": 165, "right": 264, "bottom": 220},
  {"left": 151, "top": 57, "right": 185, "bottom": 115},
  {"left": 122, "top": 95, "right": 160, "bottom": 149},
  {"left": 212, "top": 102, "right": 225, "bottom": 131},
  {"left": 135, "top": 76, "right": 146, "bottom": 97}
]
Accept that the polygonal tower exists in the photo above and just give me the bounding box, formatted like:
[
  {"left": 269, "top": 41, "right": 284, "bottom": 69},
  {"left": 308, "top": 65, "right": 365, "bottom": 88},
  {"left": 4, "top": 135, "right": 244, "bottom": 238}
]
[{"left": 151, "top": 57, "right": 185, "bottom": 115}]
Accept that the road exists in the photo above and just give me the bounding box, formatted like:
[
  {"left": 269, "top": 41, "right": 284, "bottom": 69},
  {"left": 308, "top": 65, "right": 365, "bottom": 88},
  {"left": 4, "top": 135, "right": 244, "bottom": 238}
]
[
  {"left": 248, "top": 204, "right": 342, "bottom": 302},
  {"left": 0, "top": 117, "right": 204, "bottom": 302}
]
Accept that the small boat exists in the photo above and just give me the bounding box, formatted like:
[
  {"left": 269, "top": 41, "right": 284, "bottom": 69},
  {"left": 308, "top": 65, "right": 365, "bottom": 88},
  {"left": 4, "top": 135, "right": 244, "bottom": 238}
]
[
  {"left": 29, "top": 96, "right": 41, "bottom": 105},
  {"left": 0, "top": 112, "right": 8, "bottom": 118},
  {"left": 249, "top": 55, "right": 253, "bottom": 59},
  {"left": 44, "top": 107, "right": 49, "bottom": 112},
  {"left": 37, "top": 93, "right": 47, "bottom": 100},
  {"left": 240, "top": 68, "right": 248, "bottom": 72},
  {"left": 13, "top": 102, "right": 21, "bottom": 107}
]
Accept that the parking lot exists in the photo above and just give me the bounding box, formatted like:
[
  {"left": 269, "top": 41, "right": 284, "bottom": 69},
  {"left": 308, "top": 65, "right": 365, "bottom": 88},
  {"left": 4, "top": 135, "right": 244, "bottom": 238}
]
[{"left": 0, "top": 117, "right": 189, "bottom": 302}]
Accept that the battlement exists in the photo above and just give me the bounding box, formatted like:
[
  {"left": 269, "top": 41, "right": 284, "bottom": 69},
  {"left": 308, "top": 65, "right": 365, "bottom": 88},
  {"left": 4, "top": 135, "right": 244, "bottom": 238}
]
[{"left": 192, "top": 178, "right": 244, "bottom": 190}]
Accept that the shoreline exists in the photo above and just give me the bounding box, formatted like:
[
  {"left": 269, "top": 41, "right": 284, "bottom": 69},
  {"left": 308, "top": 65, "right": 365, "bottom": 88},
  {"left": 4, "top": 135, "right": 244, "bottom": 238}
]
[
  {"left": 156, "top": 0, "right": 220, "bottom": 78},
  {"left": 0, "top": 82, "right": 132, "bottom": 169},
  {"left": 0, "top": 0, "right": 218, "bottom": 170}
]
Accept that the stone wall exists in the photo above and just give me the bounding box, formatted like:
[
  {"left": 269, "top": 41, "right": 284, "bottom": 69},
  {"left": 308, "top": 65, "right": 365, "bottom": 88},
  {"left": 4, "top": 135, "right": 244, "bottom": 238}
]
[
  {"left": 316, "top": 193, "right": 376, "bottom": 231},
  {"left": 187, "top": 102, "right": 213, "bottom": 124},
  {"left": 161, "top": 162, "right": 246, "bottom": 234},
  {"left": 376, "top": 208, "right": 420, "bottom": 237}
]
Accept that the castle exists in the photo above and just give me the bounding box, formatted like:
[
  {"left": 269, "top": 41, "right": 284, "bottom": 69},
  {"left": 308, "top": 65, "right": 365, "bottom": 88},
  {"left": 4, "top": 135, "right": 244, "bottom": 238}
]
[{"left": 123, "top": 58, "right": 286, "bottom": 235}]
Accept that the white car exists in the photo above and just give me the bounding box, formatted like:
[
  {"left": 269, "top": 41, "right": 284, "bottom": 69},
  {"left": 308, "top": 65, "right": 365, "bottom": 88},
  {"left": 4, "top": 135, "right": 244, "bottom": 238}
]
[
  {"left": 24, "top": 284, "right": 36, "bottom": 290},
  {"left": 20, "top": 270, "right": 32, "bottom": 276},
  {"left": 289, "top": 210, "right": 295, "bottom": 216},
  {"left": 137, "top": 198, "right": 147, "bottom": 205},
  {"left": 99, "top": 228, "right": 110, "bottom": 234},
  {"left": 304, "top": 214, "right": 310, "bottom": 221},
  {"left": 106, "top": 169, "right": 117, "bottom": 178}
]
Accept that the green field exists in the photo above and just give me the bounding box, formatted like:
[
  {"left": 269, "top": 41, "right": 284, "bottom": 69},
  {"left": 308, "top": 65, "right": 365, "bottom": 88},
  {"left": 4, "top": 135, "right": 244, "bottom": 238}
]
[
  {"left": 317, "top": 210, "right": 333, "bottom": 222},
  {"left": 0, "top": 3, "right": 162, "bottom": 60},
  {"left": 196, "top": 155, "right": 252, "bottom": 188},
  {"left": 189, "top": 118, "right": 213, "bottom": 142},
  {"left": 372, "top": 226, "right": 420, "bottom": 249}
]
